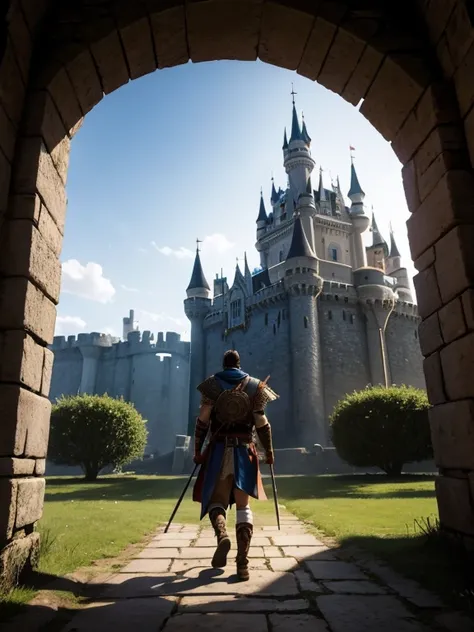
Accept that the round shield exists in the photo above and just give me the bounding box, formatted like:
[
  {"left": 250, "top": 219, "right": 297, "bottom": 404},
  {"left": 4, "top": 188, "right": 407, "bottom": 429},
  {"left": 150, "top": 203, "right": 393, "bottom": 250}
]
[{"left": 214, "top": 389, "right": 251, "bottom": 424}]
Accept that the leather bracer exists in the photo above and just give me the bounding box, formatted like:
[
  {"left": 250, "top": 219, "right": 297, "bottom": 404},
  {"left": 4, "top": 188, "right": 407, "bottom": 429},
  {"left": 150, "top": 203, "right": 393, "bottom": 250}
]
[
  {"left": 256, "top": 423, "right": 274, "bottom": 461},
  {"left": 194, "top": 417, "right": 209, "bottom": 457}
]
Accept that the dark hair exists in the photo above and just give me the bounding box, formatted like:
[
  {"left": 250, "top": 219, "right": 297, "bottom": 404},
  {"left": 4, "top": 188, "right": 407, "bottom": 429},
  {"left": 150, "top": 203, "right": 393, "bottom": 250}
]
[{"left": 223, "top": 349, "right": 240, "bottom": 369}]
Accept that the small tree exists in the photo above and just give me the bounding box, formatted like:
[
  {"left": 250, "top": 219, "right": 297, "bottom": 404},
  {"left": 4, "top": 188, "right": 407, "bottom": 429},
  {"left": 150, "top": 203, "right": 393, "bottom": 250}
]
[
  {"left": 49, "top": 394, "right": 148, "bottom": 481},
  {"left": 330, "top": 385, "right": 432, "bottom": 476}
]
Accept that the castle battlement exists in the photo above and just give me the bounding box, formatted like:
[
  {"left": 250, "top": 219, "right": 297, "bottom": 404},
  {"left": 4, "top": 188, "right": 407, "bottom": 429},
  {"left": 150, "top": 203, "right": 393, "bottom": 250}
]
[
  {"left": 203, "top": 311, "right": 225, "bottom": 328},
  {"left": 249, "top": 280, "right": 286, "bottom": 310},
  {"left": 51, "top": 332, "right": 118, "bottom": 350}
]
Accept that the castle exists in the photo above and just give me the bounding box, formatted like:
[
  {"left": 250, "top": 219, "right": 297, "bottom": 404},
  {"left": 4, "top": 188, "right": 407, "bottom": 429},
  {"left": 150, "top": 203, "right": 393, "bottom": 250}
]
[
  {"left": 49, "top": 100, "right": 425, "bottom": 458},
  {"left": 184, "top": 99, "right": 425, "bottom": 449}
]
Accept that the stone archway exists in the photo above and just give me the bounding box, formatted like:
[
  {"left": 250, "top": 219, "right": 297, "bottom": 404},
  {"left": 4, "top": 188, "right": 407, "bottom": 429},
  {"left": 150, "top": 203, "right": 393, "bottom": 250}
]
[{"left": 1, "top": 0, "right": 474, "bottom": 583}]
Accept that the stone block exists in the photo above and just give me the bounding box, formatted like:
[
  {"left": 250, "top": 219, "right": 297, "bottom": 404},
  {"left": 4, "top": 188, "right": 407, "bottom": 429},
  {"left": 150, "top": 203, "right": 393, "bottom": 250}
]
[
  {"left": 91, "top": 30, "right": 130, "bottom": 95},
  {"left": 407, "top": 170, "right": 474, "bottom": 261},
  {"left": 164, "top": 613, "right": 268, "bottom": 632},
  {"left": 441, "top": 332, "right": 474, "bottom": 400},
  {"left": 455, "top": 41, "right": 474, "bottom": 117},
  {"left": 305, "top": 561, "right": 367, "bottom": 580},
  {"left": 259, "top": 3, "right": 313, "bottom": 70},
  {"left": 50, "top": 135, "right": 71, "bottom": 185},
  {"left": 298, "top": 17, "right": 336, "bottom": 81},
  {"left": 413, "top": 266, "right": 442, "bottom": 319},
  {"left": 0, "top": 100, "right": 16, "bottom": 161},
  {"left": 60, "top": 597, "right": 176, "bottom": 632},
  {"left": 47, "top": 67, "right": 83, "bottom": 133},
  {"left": 7, "top": 5, "right": 32, "bottom": 83},
  {"left": 413, "top": 247, "right": 434, "bottom": 273},
  {"left": 322, "top": 580, "right": 386, "bottom": 594},
  {"left": 435, "top": 225, "right": 474, "bottom": 303},
  {"left": 121, "top": 558, "right": 172, "bottom": 573},
  {"left": 269, "top": 614, "right": 329, "bottom": 632},
  {"left": 439, "top": 297, "right": 466, "bottom": 343},
  {"left": 13, "top": 137, "right": 67, "bottom": 232},
  {"left": 0, "top": 330, "right": 44, "bottom": 392},
  {"left": 38, "top": 203, "right": 63, "bottom": 254},
  {"left": 342, "top": 46, "right": 384, "bottom": 106},
  {"left": 0, "top": 277, "right": 57, "bottom": 345},
  {"left": 187, "top": 0, "right": 261, "bottom": 63},
  {"left": 445, "top": 2, "right": 474, "bottom": 69},
  {"left": 423, "top": 0, "right": 457, "bottom": 44},
  {"left": 0, "top": 457, "right": 35, "bottom": 476},
  {"left": 151, "top": 7, "right": 188, "bottom": 69},
  {"left": 0, "top": 38, "right": 26, "bottom": 126},
  {"left": 23, "top": 90, "right": 67, "bottom": 155},
  {"left": 418, "top": 312, "right": 443, "bottom": 356},
  {"left": 0, "top": 531, "right": 40, "bottom": 591},
  {"left": 15, "top": 478, "right": 45, "bottom": 528},
  {"left": 41, "top": 348, "right": 54, "bottom": 397},
  {"left": 360, "top": 54, "right": 427, "bottom": 142},
  {"left": 35, "top": 459, "right": 46, "bottom": 476},
  {"left": 465, "top": 104, "right": 474, "bottom": 169},
  {"left": 0, "top": 384, "right": 51, "bottom": 457},
  {"left": 120, "top": 17, "right": 156, "bottom": 80},
  {"left": 423, "top": 352, "right": 446, "bottom": 405},
  {"left": 0, "top": 478, "right": 17, "bottom": 539},
  {"left": 462, "top": 289, "right": 474, "bottom": 330},
  {"left": 281, "top": 546, "right": 335, "bottom": 561},
  {"left": 0, "top": 148, "right": 11, "bottom": 212},
  {"left": 9, "top": 193, "right": 41, "bottom": 223},
  {"left": 430, "top": 400, "right": 474, "bottom": 469},
  {"left": 401, "top": 160, "right": 420, "bottom": 213},
  {"left": 0, "top": 219, "right": 62, "bottom": 302},
  {"left": 179, "top": 596, "right": 309, "bottom": 612},
  {"left": 148, "top": 539, "right": 192, "bottom": 548},
  {"left": 318, "top": 28, "right": 365, "bottom": 96},
  {"left": 317, "top": 594, "right": 425, "bottom": 632},
  {"left": 136, "top": 547, "right": 179, "bottom": 558},
  {"left": 181, "top": 568, "right": 299, "bottom": 596},
  {"left": 436, "top": 475, "right": 474, "bottom": 535},
  {"left": 272, "top": 535, "right": 321, "bottom": 547},
  {"left": 66, "top": 49, "right": 103, "bottom": 116}
]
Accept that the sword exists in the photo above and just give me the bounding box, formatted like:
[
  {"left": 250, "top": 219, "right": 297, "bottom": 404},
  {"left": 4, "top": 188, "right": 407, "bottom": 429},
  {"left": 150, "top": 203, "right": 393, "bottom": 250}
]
[
  {"left": 269, "top": 464, "right": 281, "bottom": 530},
  {"left": 164, "top": 463, "right": 199, "bottom": 533}
]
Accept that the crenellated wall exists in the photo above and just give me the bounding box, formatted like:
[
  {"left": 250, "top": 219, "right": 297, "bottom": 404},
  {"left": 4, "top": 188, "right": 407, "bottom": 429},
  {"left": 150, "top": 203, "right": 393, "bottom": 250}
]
[
  {"left": 49, "top": 331, "right": 190, "bottom": 456},
  {"left": 386, "top": 309, "right": 425, "bottom": 390}
]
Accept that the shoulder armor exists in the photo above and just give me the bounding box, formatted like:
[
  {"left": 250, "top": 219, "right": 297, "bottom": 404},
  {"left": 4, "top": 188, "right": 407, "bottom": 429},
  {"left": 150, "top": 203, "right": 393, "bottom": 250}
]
[
  {"left": 252, "top": 381, "right": 279, "bottom": 412},
  {"left": 197, "top": 376, "right": 222, "bottom": 403}
]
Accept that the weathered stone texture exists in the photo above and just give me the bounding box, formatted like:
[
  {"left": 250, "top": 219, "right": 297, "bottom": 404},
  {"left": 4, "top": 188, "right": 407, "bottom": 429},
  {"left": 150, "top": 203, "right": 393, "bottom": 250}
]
[
  {"left": 435, "top": 225, "right": 474, "bottom": 303},
  {"left": 423, "top": 352, "right": 446, "bottom": 405},
  {"left": 0, "top": 330, "right": 44, "bottom": 392},
  {"left": 439, "top": 296, "right": 466, "bottom": 343},
  {"left": 440, "top": 332, "right": 474, "bottom": 400},
  {"left": 66, "top": 49, "right": 103, "bottom": 116},
  {"left": 151, "top": 7, "right": 188, "bottom": 69},
  {"left": 430, "top": 399, "right": 474, "bottom": 469},
  {"left": 46, "top": 67, "right": 83, "bottom": 133},
  {"left": 259, "top": 3, "right": 312, "bottom": 70},
  {"left": 298, "top": 18, "right": 336, "bottom": 81},
  {"left": 0, "top": 457, "right": 35, "bottom": 476},
  {"left": 120, "top": 18, "right": 156, "bottom": 80},
  {"left": 436, "top": 475, "right": 474, "bottom": 535},
  {"left": 15, "top": 478, "right": 45, "bottom": 529},
  {"left": 91, "top": 30, "right": 129, "bottom": 95},
  {"left": 0, "top": 478, "right": 17, "bottom": 540},
  {"left": 413, "top": 266, "right": 442, "bottom": 320},
  {"left": 318, "top": 28, "right": 365, "bottom": 96},
  {"left": 418, "top": 312, "right": 443, "bottom": 356},
  {"left": 0, "top": 531, "right": 39, "bottom": 590}
]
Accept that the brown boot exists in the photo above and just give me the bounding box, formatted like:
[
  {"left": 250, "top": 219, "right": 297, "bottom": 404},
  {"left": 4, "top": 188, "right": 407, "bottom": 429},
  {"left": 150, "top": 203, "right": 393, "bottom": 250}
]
[
  {"left": 236, "top": 522, "right": 253, "bottom": 581},
  {"left": 209, "top": 507, "right": 231, "bottom": 568}
]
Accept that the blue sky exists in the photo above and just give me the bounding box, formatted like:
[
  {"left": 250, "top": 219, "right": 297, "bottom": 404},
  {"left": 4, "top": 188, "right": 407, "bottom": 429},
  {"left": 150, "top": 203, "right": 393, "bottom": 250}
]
[{"left": 57, "top": 60, "right": 413, "bottom": 341}]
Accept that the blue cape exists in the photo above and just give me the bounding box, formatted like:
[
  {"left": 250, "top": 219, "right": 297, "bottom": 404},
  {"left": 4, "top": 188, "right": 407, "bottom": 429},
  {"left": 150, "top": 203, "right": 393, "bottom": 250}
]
[{"left": 214, "top": 368, "right": 249, "bottom": 391}]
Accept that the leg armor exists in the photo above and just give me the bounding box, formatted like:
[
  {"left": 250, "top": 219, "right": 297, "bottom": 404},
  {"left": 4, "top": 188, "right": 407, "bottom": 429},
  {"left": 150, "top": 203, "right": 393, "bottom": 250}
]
[{"left": 235, "top": 506, "right": 253, "bottom": 581}]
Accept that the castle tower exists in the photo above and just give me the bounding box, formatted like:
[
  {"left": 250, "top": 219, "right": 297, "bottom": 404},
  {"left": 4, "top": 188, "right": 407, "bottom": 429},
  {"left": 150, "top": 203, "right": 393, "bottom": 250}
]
[
  {"left": 348, "top": 157, "right": 370, "bottom": 269},
  {"left": 184, "top": 244, "right": 211, "bottom": 434},
  {"left": 386, "top": 227, "right": 413, "bottom": 302},
  {"left": 296, "top": 173, "right": 316, "bottom": 252},
  {"left": 284, "top": 95, "right": 316, "bottom": 207},
  {"left": 366, "top": 210, "right": 388, "bottom": 271},
  {"left": 283, "top": 215, "right": 325, "bottom": 447},
  {"left": 122, "top": 309, "right": 137, "bottom": 341}
]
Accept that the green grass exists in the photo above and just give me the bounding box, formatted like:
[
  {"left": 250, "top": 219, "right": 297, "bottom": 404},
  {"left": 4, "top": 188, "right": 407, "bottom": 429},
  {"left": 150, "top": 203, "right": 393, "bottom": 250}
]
[{"left": 2, "top": 473, "right": 472, "bottom": 620}]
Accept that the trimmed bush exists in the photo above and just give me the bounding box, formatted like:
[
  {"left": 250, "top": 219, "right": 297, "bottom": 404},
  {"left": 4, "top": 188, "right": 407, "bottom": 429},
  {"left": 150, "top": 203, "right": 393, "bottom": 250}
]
[
  {"left": 49, "top": 394, "right": 148, "bottom": 481},
  {"left": 330, "top": 385, "right": 432, "bottom": 476}
]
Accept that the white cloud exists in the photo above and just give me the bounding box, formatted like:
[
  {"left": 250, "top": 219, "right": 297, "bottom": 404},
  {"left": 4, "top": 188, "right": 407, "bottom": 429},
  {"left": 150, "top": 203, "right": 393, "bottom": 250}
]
[
  {"left": 61, "top": 259, "right": 116, "bottom": 304},
  {"left": 151, "top": 234, "right": 234, "bottom": 260},
  {"left": 151, "top": 242, "right": 193, "bottom": 259},
  {"left": 121, "top": 284, "right": 139, "bottom": 293},
  {"left": 55, "top": 315, "right": 87, "bottom": 336},
  {"left": 103, "top": 326, "right": 120, "bottom": 338}
]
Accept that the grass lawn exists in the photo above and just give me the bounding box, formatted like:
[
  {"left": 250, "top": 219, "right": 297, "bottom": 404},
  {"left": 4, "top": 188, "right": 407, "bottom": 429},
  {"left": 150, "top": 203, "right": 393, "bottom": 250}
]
[{"left": 2, "top": 473, "right": 472, "bottom": 619}]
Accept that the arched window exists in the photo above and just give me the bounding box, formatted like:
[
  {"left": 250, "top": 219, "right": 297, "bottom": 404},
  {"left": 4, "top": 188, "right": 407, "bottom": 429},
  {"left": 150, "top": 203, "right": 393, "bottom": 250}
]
[
  {"left": 228, "top": 289, "right": 244, "bottom": 328},
  {"left": 327, "top": 243, "right": 341, "bottom": 262}
]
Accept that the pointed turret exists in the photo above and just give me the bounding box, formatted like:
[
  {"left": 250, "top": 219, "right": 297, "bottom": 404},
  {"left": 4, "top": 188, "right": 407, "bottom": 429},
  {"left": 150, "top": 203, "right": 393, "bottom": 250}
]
[
  {"left": 232, "top": 260, "right": 246, "bottom": 287},
  {"left": 318, "top": 167, "right": 326, "bottom": 202},
  {"left": 306, "top": 175, "right": 313, "bottom": 194},
  {"left": 348, "top": 160, "right": 365, "bottom": 199},
  {"left": 290, "top": 103, "right": 302, "bottom": 143},
  {"left": 256, "top": 190, "right": 268, "bottom": 223},
  {"left": 282, "top": 128, "right": 288, "bottom": 151},
  {"left": 271, "top": 178, "right": 279, "bottom": 204},
  {"left": 186, "top": 246, "right": 210, "bottom": 298},
  {"left": 286, "top": 215, "right": 316, "bottom": 261},
  {"left": 389, "top": 228, "right": 401, "bottom": 258},
  {"left": 370, "top": 211, "right": 388, "bottom": 255},
  {"left": 301, "top": 115, "right": 311, "bottom": 145}
]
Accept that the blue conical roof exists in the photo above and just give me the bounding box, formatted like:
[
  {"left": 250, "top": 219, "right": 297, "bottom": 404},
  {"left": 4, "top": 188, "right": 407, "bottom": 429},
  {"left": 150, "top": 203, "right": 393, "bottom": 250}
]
[
  {"left": 286, "top": 216, "right": 316, "bottom": 260},
  {"left": 348, "top": 161, "right": 365, "bottom": 197},
  {"left": 389, "top": 230, "right": 401, "bottom": 258},
  {"left": 186, "top": 249, "right": 210, "bottom": 292},
  {"left": 301, "top": 118, "right": 311, "bottom": 144},
  {"left": 271, "top": 179, "right": 279, "bottom": 204},
  {"left": 257, "top": 192, "right": 268, "bottom": 223},
  {"left": 282, "top": 128, "right": 288, "bottom": 150},
  {"left": 290, "top": 104, "right": 302, "bottom": 142}
]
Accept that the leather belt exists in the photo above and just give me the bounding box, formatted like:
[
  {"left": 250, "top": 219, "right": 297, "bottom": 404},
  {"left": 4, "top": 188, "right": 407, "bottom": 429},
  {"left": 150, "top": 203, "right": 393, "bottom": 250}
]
[{"left": 215, "top": 436, "right": 251, "bottom": 448}]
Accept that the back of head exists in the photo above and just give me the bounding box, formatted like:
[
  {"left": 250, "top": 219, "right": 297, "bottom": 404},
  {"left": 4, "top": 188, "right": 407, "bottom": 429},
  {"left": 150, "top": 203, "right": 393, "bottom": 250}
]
[{"left": 223, "top": 349, "right": 240, "bottom": 369}]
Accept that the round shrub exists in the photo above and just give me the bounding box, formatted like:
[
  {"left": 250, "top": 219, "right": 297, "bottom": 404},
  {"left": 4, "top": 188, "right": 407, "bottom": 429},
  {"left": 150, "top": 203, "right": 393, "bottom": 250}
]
[
  {"left": 49, "top": 394, "right": 148, "bottom": 481},
  {"left": 330, "top": 385, "right": 432, "bottom": 476}
]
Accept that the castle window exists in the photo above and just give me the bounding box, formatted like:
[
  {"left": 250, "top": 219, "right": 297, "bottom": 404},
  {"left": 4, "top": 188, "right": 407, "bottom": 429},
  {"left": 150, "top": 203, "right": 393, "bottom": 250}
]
[
  {"left": 331, "top": 248, "right": 338, "bottom": 261},
  {"left": 328, "top": 310, "right": 332, "bottom": 320},
  {"left": 350, "top": 314, "right": 355, "bottom": 324},
  {"left": 304, "top": 316, "right": 308, "bottom": 329},
  {"left": 279, "top": 250, "right": 284, "bottom": 262}
]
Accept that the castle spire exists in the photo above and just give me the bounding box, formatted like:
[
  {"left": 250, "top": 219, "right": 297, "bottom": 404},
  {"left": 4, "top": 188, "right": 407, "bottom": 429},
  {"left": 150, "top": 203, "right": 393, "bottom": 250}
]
[
  {"left": 301, "top": 113, "right": 311, "bottom": 145},
  {"left": 389, "top": 224, "right": 401, "bottom": 258},
  {"left": 348, "top": 154, "right": 365, "bottom": 199},
  {"left": 318, "top": 166, "right": 326, "bottom": 202},
  {"left": 286, "top": 214, "right": 317, "bottom": 260},
  {"left": 271, "top": 177, "right": 279, "bottom": 204},
  {"left": 290, "top": 102, "right": 302, "bottom": 143},
  {"left": 282, "top": 128, "right": 288, "bottom": 150},
  {"left": 256, "top": 189, "right": 268, "bottom": 223},
  {"left": 186, "top": 243, "right": 210, "bottom": 297}
]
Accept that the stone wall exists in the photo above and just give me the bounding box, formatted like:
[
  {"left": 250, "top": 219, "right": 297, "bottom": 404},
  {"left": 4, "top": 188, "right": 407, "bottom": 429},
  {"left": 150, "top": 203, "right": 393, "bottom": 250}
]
[{"left": 386, "top": 313, "right": 426, "bottom": 389}]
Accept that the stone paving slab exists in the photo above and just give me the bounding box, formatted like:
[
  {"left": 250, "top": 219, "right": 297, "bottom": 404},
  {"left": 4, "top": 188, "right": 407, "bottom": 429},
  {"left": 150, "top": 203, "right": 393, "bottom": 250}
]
[
  {"left": 179, "top": 595, "right": 310, "bottom": 612},
  {"left": 293, "top": 569, "right": 324, "bottom": 593},
  {"left": 272, "top": 535, "right": 325, "bottom": 546},
  {"left": 136, "top": 547, "right": 180, "bottom": 558},
  {"left": 154, "top": 532, "right": 198, "bottom": 541},
  {"left": 281, "top": 546, "right": 336, "bottom": 561},
  {"left": 163, "top": 613, "right": 268, "bottom": 632},
  {"left": 181, "top": 568, "right": 300, "bottom": 596},
  {"left": 305, "top": 560, "right": 368, "bottom": 580},
  {"left": 322, "top": 580, "right": 387, "bottom": 594},
  {"left": 121, "top": 558, "right": 172, "bottom": 573},
  {"left": 317, "top": 595, "right": 431, "bottom": 632},
  {"left": 103, "top": 573, "right": 179, "bottom": 599},
  {"left": 269, "top": 613, "right": 330, "bottom": 632},
  {"left": 263, "top": 546, "right": 283, "bottom": 557},
  {"left": 148, "top": 540, "right": 192, "bottom": 548},
  {"left": 61, "top": 597, "right": 176, "bottom": 632},
  {"left": 269, "top": 557, "right": 299, "bottom": 572}
]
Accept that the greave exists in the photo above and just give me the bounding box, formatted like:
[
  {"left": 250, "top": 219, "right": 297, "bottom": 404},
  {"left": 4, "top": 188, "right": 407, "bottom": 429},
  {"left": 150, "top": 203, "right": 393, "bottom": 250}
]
[
  {"left": 209, "top": 506, "right": 231, "bottom": 568},
  {"left": 236, "top": 522, "right": 253, "bottom": 581}
]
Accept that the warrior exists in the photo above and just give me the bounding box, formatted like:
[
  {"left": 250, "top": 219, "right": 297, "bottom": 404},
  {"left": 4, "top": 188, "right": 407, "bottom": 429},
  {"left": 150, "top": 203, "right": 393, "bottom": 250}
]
[{"left": 192, "top": 349, "right": 278, "bottom": 581}]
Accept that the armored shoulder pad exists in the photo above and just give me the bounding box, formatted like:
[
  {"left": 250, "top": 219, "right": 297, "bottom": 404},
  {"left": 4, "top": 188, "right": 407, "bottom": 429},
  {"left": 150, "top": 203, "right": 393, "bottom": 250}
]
[
  {"left": 252, "top": 381, "right": 279, "bottom": 412},
  {"left": 197, "top": 376, "right": 222, "bottom": 403}
]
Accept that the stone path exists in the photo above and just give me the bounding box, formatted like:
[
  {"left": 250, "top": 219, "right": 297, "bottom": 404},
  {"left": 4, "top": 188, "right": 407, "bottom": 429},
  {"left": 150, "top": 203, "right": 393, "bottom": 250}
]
[{"left": 59, "top": 512, "right": 472, "bottom": 632}]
